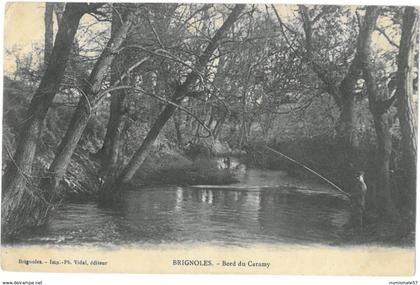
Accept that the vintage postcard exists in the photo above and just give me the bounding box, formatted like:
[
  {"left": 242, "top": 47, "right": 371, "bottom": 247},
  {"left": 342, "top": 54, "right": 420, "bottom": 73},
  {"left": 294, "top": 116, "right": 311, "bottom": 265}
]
[{"left": 0, "top": 0, "right": 418, "bottom": 280}]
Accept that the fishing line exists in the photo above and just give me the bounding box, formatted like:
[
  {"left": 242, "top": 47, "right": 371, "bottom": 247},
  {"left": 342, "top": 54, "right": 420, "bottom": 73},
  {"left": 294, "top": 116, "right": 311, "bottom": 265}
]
[{"left": 264, "top": 145, "right": 351, "bottom": 198}]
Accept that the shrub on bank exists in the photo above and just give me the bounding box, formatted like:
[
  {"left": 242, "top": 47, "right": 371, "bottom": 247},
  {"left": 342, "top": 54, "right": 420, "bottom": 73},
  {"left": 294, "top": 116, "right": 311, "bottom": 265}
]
[{"left": 134, "top": 156, "right": 238, "bottom": 186}]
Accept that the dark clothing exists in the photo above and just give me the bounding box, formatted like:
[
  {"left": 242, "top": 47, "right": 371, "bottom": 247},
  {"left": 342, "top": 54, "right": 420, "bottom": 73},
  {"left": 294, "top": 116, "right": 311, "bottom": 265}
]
[
  {"left": 350, "top": 177, "right": 368, "bottom": 230},
  {"left": 351, "top": 180, "right": 367, "bottom": 211}
]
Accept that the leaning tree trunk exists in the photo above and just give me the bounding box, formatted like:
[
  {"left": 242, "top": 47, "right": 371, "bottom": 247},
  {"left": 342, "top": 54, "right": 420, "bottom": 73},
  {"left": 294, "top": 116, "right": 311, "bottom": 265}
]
[
  {"left": 396, "top": 6, "right": 418, "bottom": 218},
  {"left": 116, "top": 101, "right": 180, "bottom": 185},
  {"left": 44, "top": 2, "right": 54, "bottom": 65},
  {"left": 99, "top": 10, "right": 133, "bottom": 178},
  {"left": 361, "top": 6, "right": 399, "bottom": 218},
  {"left": 41, "top": 11, "right": 134, "bottom": 195},
  {"left": 101, "top": 5, "right": 246, "bottom": 201},
  {"left": 1, "top": 4, "right": 89, "bottom": 239}
]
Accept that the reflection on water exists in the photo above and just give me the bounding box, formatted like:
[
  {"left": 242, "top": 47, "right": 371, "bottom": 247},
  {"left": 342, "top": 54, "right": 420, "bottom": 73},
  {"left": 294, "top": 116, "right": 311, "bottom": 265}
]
[{"left": 18, "top": 169, "right": 352, "bottom": 247}]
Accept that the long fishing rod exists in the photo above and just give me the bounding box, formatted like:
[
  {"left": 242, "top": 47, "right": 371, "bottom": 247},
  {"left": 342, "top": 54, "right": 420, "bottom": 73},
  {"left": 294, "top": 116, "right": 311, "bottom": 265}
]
[{"left": 264, "top": 145, "right": 351, "bottom": 198}]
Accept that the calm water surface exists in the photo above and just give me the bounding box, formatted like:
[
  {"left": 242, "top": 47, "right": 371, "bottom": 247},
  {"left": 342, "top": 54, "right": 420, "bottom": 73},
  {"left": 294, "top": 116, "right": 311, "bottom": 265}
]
[{"left": 19, "top": 169, "right": 353, "bottom": 247}]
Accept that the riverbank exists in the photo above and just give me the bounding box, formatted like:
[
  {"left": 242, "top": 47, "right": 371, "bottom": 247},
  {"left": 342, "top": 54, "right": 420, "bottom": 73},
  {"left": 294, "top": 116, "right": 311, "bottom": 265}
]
[
  {"left": 132, "top": 157, "right": 239, "bottom": 187},
  {"left": 64, "top": 144, "right": 239, "bottom": 201},
  {"left": 121, "top": 139, "right": 241, "bottom": 188},
  {"left": 3, "top": 78, "right": 238, "bottom": 202}
]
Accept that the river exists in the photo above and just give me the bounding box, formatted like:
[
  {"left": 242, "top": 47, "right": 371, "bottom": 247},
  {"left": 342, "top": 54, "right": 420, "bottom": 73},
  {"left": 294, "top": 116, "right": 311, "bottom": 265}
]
[{"left": 13, "top": 167, "right": 359, "bottom": 247}]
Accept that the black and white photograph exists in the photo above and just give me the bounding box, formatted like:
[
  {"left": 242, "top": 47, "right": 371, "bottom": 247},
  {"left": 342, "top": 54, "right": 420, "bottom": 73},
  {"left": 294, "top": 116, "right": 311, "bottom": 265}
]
[{"left": 0, "top": 0, "right": 418, "bottom": 280}]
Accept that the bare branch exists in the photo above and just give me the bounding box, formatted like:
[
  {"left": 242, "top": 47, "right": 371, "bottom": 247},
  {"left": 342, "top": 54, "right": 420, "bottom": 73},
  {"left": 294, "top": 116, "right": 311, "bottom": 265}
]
[
  {"left": 270, "top": 4, "right": 299, "bottom": 36},
  {"left": 118, "top": 57, "right": 150, "bottom": 83},
  {"left": 144, "top": 13, "right": 165, "bottom": 48},
  {"left": 119, "top": 45, "right": 205, "bottom": 82},
  {"left": 87, "top": 12, "right": 110, "bottom": 22},
  {"left": 94, "top": 85, "right": 133, "bottom": 106},
  {"left": 133, "top": 87, "right": 214, "bottom": 137},
  {"left": 73, "top": 86, "right": 92, "bottom": 116},
  {"left": 376, "top": 26, "right": 399, "bottom": 49}
]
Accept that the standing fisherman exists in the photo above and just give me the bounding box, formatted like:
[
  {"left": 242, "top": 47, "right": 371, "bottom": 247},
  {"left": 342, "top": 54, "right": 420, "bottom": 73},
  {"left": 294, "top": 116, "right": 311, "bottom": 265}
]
[{"left": 350, "top": 171, "right": 368, "bottom": 231}]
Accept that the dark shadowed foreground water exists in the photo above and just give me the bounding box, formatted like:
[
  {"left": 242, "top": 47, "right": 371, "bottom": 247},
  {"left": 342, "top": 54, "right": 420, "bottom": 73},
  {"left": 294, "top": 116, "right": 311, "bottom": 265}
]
[{"left": 17, "top": 169, "right": 355, "bottom": 247}]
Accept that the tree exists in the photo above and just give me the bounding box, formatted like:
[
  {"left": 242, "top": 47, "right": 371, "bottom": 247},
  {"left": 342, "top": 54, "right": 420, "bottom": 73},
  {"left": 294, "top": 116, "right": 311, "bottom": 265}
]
[
  {"left": 44, "top": 2, "right": 67, "bottom": 65},
  {"left": 298, "top": 6, "right": 361, "bottom": 158},
  {"left": 44, "top": 3, "right": 54, "bottom": 65},
  {"left": 99, "top": 7, "right": 146, "bottom": 178},
  {"left": 101, "top": 4, "right": 246, "bottom": 199},
  {"left": 396, "top": 6, "right": 418, "bottom": 218},
  {"left": 42, "top": 6, "right": 135, "bottom": 196},
  {"left": 1, "top": 3, "right": 100, "bottom": 238},
  {"left": 53, "top": 3, "right": 66, "bottom": 25},
  {"left": 359, "top": 6, "right": 399, "bottom": 218}
]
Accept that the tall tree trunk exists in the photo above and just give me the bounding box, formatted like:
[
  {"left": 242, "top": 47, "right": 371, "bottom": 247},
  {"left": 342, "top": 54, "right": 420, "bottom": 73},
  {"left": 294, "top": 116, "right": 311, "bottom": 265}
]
[
  {"left": 193, "top": 105, "right": 205, "bottom": 143},
  {"left": 297, "top": 5, "right": 368, "bottom": 192},
  {"left": 42, "top": 11, "right": 134, "bottom": 195},
  {"left": 206, "top": 107, "right": 214, "bottom": 130},
  {"left": 173, "top": 110, "right": 184, "bottom": 148},
  {"left": 371, "top": 111, "right": 397, "bottom": 217},
  {"left": 298, "top": 5, "right": 359, "bottom": 168},
  {"left": 360, "top": 7, "right": 399, "bottom": 218},
  {"left": 1, "top": 4, "right": 89, "bottom": 238},
  {"left": 213, "top": 112, "right": 226, "bottom": 139},
  {"left": 105, "top": 5, "right": 245, "bottom": 196},
  {"left": 396, "top": 7, "right": 418, "bottom": 218},
  {"left": 99, "top": 9, "right": 132, "bottom": 177},
  {"left": 338, "top": 62, "right": 359, "bottom": 155},
  {"left": 239, "top": 63, "right": 252, "bottom": 149},
  {"left": 99, "top": 80, "right": 127, "bottom": 178},
  {"left": 44, "top": 3, "right": 54, "bottom": 65},
  {"left": 53, "top": 2, "right": 66, "bottom": 25}
]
